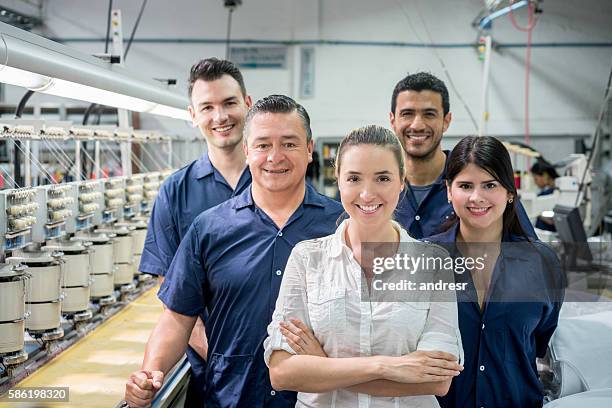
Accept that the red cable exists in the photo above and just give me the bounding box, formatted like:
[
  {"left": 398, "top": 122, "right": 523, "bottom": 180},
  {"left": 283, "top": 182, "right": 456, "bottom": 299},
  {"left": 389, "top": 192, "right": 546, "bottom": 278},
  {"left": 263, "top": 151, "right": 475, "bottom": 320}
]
[
  {"left": 509, "top": 0, "right": 538, "bottom": 32},
  {"left": 525, "top": 4, "right": 533, "bottom": 146},
  {"left": 509, "top": 1, "right": 539, "bottom": 148}
]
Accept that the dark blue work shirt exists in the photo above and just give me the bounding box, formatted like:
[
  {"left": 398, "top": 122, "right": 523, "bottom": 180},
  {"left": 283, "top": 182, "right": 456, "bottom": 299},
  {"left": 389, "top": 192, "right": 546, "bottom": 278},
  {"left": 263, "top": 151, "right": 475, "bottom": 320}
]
[
  {"left": 139, "top": 153, "right": 251, "bottom": 276},
  {"left": 139, "top": 153, "right": 251, "bottom": 405},
  {"left": 535, "top": 187, "right": 556, "bottom": 232},
  {"left": 538, "top": 187, "right": 555, "bottom": 197},
  {"left": 394, "top": 151, "right": 537, "bottom": 239},
  {"left": 429, "top": 223, "right": 564, "bottom": 408},
  {"left": 159, "top": 184, "right": 343, "bottom": 407}
]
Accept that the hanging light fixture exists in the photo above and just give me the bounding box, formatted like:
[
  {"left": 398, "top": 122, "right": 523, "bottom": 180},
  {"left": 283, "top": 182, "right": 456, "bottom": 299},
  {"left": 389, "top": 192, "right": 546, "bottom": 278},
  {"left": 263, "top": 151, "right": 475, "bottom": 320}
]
[{"left": 0, "top": 21, "right": 189, "bottom": 121}]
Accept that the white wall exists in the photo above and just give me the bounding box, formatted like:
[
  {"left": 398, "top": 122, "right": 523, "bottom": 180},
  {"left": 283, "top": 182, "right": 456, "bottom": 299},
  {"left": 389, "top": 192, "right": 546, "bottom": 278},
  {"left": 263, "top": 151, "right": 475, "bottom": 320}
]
[{"left": 1, "top": 0, "right": 611, "bottom": 164}]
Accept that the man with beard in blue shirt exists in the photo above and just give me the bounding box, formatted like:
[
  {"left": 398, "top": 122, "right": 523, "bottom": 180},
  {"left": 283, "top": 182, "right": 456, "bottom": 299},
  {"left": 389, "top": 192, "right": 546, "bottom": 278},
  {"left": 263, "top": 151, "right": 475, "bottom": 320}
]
[
  {"left": 124, "top": 95, "right": 343, "bottom": 408},
  {"left": 389, "top": 72, "right": 535, "bottom": 239},
  {"left": 136, "top": 58, "right": 252, "bottom": 406}
]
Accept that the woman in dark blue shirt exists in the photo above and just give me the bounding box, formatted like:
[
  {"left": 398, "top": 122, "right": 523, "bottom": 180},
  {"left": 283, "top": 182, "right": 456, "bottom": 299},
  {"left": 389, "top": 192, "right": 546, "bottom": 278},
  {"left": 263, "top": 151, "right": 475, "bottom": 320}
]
[{"left": 430, "top": 136, "right": 564, "bottom": 408}]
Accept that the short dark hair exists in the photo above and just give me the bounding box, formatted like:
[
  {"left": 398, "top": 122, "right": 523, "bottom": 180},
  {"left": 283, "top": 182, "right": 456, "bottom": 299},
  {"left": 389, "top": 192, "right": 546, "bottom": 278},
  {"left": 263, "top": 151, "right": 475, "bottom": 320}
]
[
  {"left": 244, "top": 94, "right": 312, "bottom": 142},
  {"left": 391, "top": 72, "right": 450, "bottom": 115},
  {"left": 531, "top": 159, "right": 559, "bottom": 179},
  {"left": 188, "top": 58, "right": 247, "bottom": 100}
]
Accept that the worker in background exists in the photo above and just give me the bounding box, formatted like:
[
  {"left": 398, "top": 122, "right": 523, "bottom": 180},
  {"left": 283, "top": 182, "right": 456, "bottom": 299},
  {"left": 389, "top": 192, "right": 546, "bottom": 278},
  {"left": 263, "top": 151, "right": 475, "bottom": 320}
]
[
  {"left": 124, "top": 95, "right": 342, "bottom": 408},
  {"left": 531, "top": 159, "right": 559, "bottom": 231},
  {"left": 531, "top": 158, "right": 558, "bottom": 196},
  {"left": 388, "top": 72, "right": 536, "bottom": 239},
  {"left": 134, "top": 58, "right": 252, "bottom": 406}
]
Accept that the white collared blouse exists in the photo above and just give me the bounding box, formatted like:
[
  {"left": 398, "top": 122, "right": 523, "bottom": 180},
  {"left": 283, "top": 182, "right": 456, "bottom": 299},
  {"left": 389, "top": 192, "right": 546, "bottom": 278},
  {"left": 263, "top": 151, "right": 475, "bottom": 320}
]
[{"left": 264, "top": 220, "right": 464, "bottom": 408}]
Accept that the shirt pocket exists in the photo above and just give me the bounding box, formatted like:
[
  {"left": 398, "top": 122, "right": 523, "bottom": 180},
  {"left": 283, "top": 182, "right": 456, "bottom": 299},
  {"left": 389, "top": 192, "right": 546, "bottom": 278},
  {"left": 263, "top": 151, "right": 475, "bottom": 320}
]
[
  {"left": 307, "top": 286, "right": 347, "bottom": 341},
  {"left": 389, "top": 301, "right": 430, "bottom": 345},
  {"left": 205, "top": 353, "right": 254, "bottom": 407}
]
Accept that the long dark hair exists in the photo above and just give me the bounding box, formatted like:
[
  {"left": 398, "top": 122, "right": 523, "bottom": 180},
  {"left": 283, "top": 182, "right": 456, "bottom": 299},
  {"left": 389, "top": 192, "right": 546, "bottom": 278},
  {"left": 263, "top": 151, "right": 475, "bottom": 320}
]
[{"left": 445, "top": 136, "right": 529, "bottom": 239}]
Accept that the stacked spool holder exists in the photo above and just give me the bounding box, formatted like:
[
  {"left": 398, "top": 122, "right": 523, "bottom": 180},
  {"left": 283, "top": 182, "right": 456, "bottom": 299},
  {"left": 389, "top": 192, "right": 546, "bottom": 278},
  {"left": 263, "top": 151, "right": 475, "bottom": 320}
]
[
  {"left": 0, "top": 263, "right": 29, "bottom": 368},
  {"left": 7, "top": 252, "right": 65, "bottom": 342},
  {"left": 43, "top": 240, "right": 93, "bottom": 323},
  {"left": 74, "top": 232, "right": 116, "bottom": 307}
]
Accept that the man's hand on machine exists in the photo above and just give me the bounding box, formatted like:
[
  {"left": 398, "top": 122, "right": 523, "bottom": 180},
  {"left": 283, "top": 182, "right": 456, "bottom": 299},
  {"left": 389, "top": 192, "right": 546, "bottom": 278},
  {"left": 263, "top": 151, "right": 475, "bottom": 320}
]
[{"left": 124, "top": 369, "right": 164, "bottom": 408}]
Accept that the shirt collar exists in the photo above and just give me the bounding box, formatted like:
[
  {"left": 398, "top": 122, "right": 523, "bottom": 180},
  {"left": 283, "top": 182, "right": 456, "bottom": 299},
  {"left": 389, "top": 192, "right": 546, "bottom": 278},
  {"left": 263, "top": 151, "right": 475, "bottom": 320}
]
[
  {"left": 432, "top": 153, "right": 449, "bottom": 186},
  {"left": 433, "top": 149, "right": 450, "bottom": 185},
  {"left": 232, "top": 186, "right": 254, "bottom": 209},
  {"left": 193, "top": 153, "right": 215, "bottom": 180},
  {"left": 329, "top": 219, "right": 414, "bottom": 258},
  {"left": 302, "top": 183, "right": 328, "bottom": 208},
  {"left": 432, "top": 222, "right": 460, "bottom": 243},
  {"left": 232, "top": 183, "right": 325, "bottom": 210},
  {"left": 431, "top": 222, "right": 532, "bottom": 260}
]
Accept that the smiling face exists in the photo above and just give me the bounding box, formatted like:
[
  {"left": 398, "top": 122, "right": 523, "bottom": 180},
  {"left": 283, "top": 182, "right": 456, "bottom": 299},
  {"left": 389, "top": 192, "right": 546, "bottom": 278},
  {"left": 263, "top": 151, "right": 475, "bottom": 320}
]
[
  {"left": 188, "top": 75, "right": 252, "bottom": 150},
  {"left": 447, "top": 163, "right": 513, "bottom": 234},
  {"left": 243, "top": 111, "right": 313, "bottom": 194},
  {"left": 390, "top": 90, "right": 451, "bottom": 161},
  {"left": 337, "top": 145, "right": 404, "bottom": 229}
]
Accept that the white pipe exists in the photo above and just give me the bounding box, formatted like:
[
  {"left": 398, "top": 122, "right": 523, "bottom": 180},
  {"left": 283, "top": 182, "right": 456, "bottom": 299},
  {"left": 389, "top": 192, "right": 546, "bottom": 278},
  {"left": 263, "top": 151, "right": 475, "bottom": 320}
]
[
  {"left": 24, "top": 139, "right": 31, "bottom": 187},
  {"left": 75, "top": 140, "right": 81, "bottom": 181},
  {"left": 94, "top": 140, "right": 100, "bottom": 179}
]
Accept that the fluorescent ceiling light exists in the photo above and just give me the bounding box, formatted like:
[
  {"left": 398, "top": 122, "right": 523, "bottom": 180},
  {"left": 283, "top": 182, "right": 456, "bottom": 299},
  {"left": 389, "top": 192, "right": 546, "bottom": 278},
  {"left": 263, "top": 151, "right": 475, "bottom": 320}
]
[
  {"left": 0, "top": 65, "right": 50, "bottom": 89},
  {"left": 0, "top": 67, "right": 191, "bottom": 121},
  {"left": 147, "top": 105, "right": 191, "bottom": 121},
  {"left": 0, "top": 21, "right": 189, "bottom": 121},
  {"left": 37, "top": 78, "right": 157, "bottom": 112}
]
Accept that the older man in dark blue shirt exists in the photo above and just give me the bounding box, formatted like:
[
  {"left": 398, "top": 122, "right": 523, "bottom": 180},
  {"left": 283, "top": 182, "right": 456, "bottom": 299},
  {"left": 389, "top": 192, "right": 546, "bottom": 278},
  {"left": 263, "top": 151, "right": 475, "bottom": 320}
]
[
  {"left": 136, "top": 58, "right": 252, "bottom": 406},
  {"left": 389, "top": 72, "right": 535, "bottom": 239},
  {"left": 125, "top": 95, "right": 342, "bottom": 408}
]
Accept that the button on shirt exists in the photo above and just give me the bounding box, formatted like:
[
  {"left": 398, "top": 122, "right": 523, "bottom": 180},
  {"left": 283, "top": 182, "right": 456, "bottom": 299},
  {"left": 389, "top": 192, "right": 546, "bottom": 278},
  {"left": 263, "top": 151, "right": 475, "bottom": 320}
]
[
  {"left": 159, "top": 184, "right": 343, "bottom": 408},
  {"left": 138, "top": 153, "right": 251, "bottom": 402},
  {"left": 394, "top": 151, "right": 537, "bottom": 240},
  {"left": 264, "top": 220, "right": 464, "bottom": 408},
  {"left": 430, "top": 224, "right": 564, "bottom": 408}
]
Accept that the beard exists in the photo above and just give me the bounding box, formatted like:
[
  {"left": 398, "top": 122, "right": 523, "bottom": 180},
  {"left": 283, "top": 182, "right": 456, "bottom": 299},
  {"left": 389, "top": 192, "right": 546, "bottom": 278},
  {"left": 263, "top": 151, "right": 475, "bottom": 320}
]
[{"left": 402, "top": 135, "right": 442, "bottom": 162}]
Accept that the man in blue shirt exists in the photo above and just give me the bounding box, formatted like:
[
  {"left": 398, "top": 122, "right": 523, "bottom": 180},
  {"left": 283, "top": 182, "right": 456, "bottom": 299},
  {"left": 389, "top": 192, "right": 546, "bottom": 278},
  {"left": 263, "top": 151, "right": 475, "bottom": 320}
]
[
  {"left": 136, "top": 58, "right": 252, "bottom": 406},
  {"left": 389, "top": 72, "right": 536, "bottom": 238},
  {"left": 124, "top": 95, "right": 343, "bottom": 407}
]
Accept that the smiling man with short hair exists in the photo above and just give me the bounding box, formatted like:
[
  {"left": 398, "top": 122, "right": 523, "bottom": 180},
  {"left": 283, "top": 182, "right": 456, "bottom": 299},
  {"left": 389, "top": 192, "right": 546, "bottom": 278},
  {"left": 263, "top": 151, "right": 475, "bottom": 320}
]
[
  {"left": 389, "top": 72, "right": 536, "bottom": 239},
  {"left": 134, "top": 58, "right": 252, "bottom": 407},
  {"left": 126, "top": 95, "right": 342, "bottom": 408}
]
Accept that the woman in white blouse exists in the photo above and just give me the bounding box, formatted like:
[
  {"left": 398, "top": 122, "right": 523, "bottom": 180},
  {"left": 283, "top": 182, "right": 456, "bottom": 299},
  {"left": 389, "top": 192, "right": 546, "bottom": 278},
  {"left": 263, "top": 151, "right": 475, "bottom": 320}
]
[{"left": 264, "top": 125, "right": 463, "bottom": 407}]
